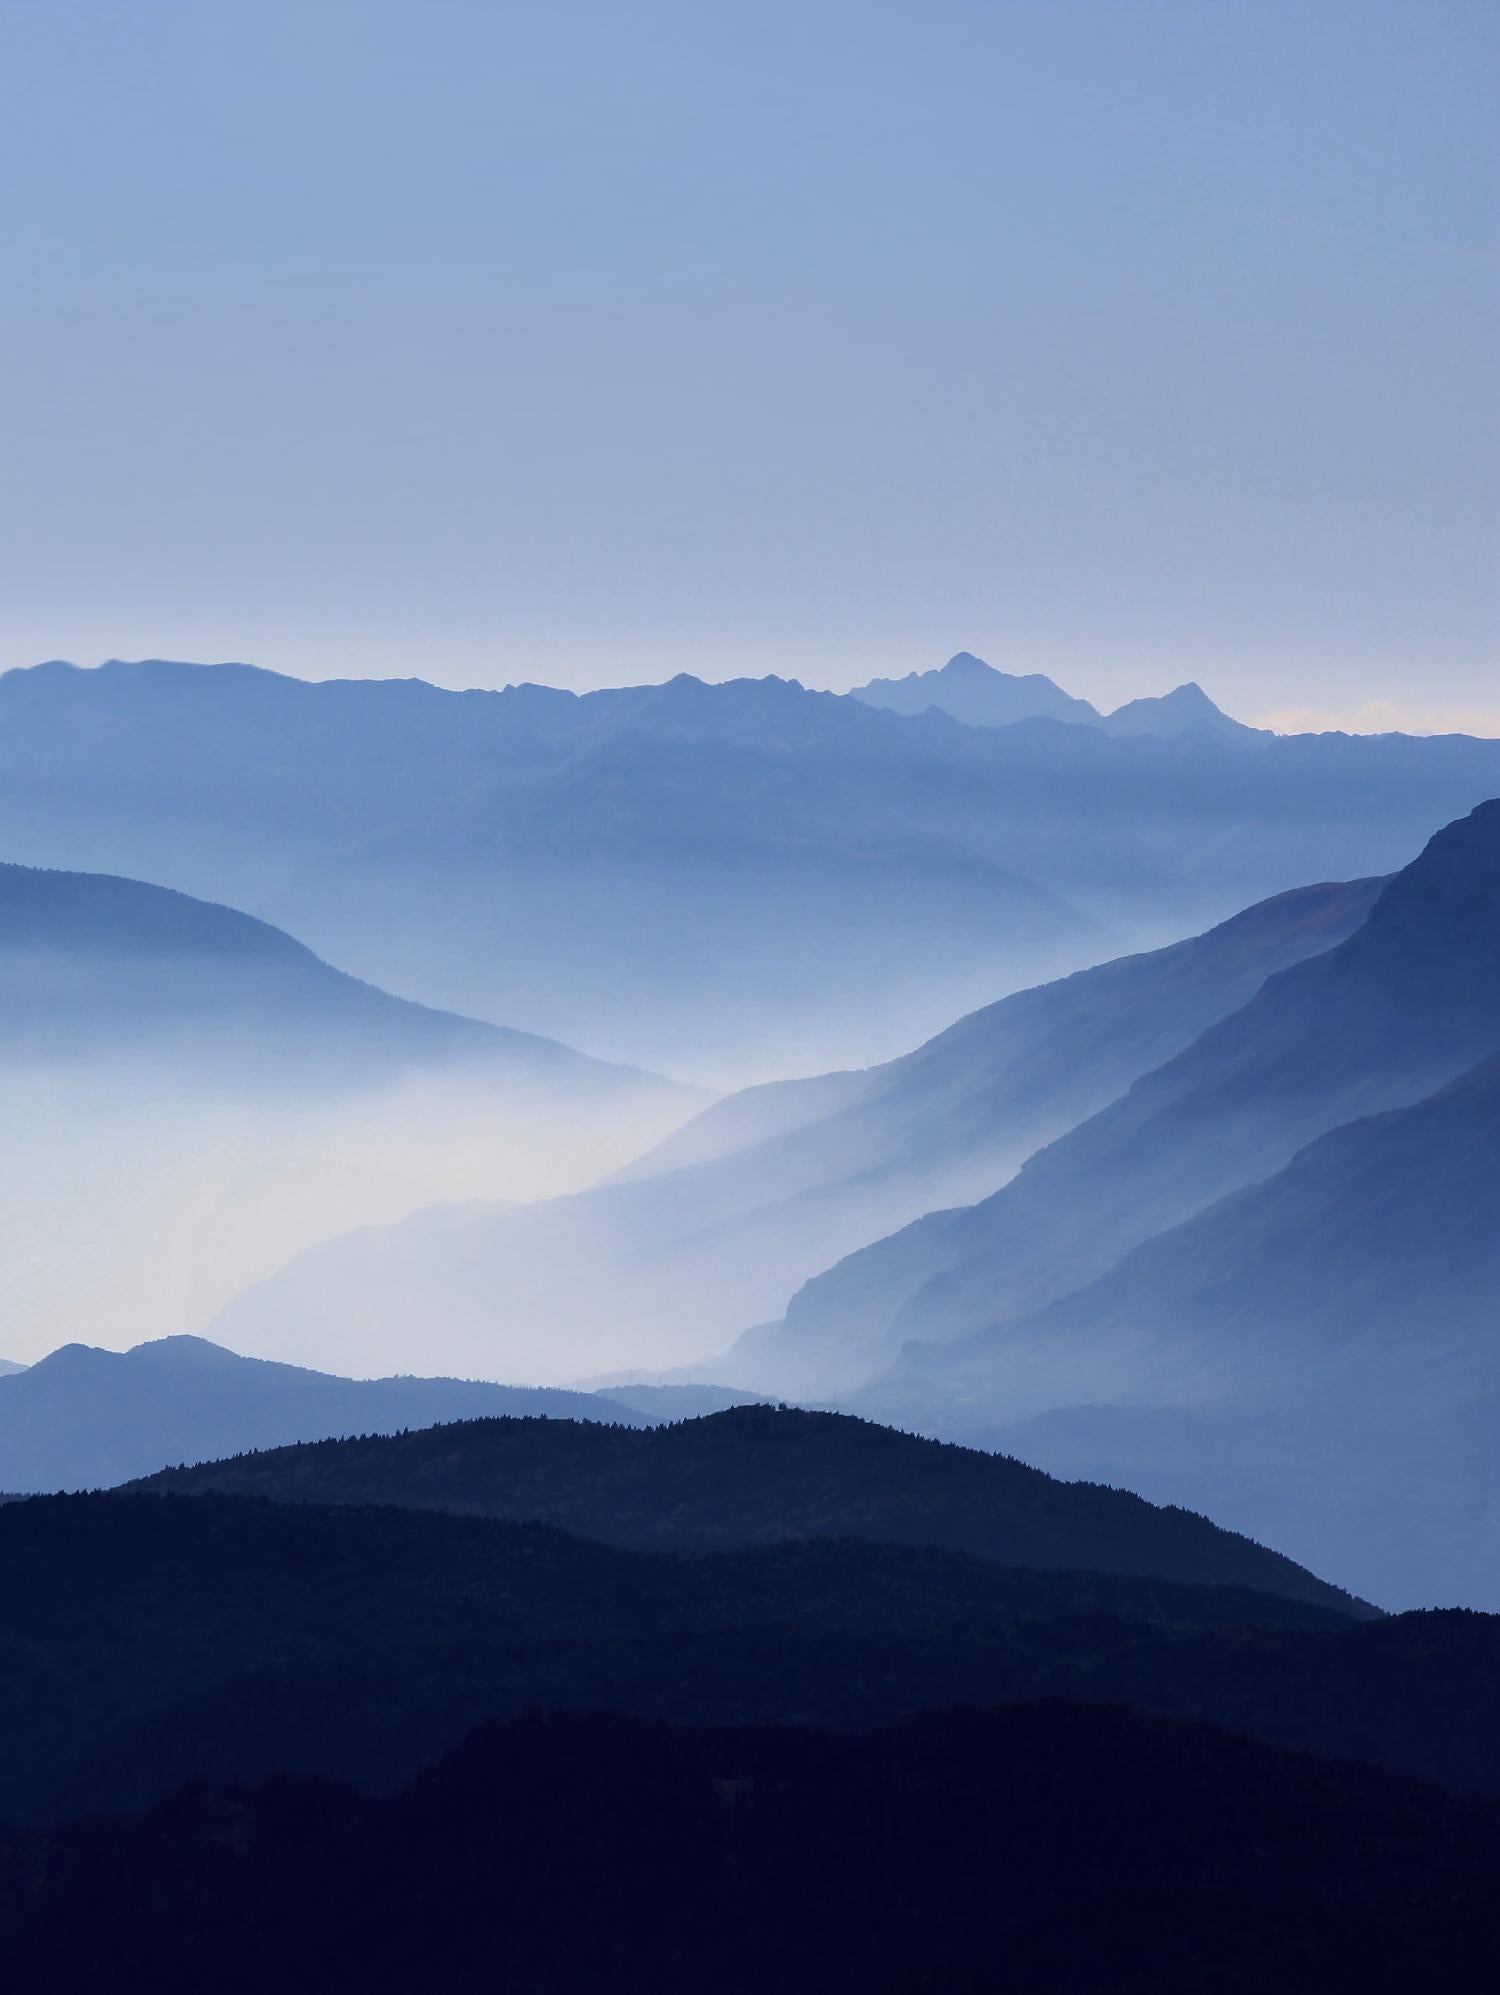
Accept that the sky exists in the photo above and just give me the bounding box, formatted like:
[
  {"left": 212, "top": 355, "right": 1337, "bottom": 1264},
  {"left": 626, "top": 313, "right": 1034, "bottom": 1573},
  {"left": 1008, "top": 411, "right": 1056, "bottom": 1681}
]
[{"left": 0, "top": 0, "right": 1495, "bottom": 730}]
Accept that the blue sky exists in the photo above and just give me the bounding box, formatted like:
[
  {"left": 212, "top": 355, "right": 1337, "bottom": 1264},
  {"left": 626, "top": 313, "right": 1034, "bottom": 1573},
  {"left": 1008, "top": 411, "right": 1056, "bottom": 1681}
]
[{"left": 1, "top": 0, "right": 1495, "bottom": 727}]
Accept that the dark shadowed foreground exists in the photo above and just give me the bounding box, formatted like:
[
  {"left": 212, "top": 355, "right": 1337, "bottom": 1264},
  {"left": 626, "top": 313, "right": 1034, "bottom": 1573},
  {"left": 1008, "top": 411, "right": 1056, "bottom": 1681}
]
[{"left": 2, "top": 1704, "right": 1497, "bottom": 1995}]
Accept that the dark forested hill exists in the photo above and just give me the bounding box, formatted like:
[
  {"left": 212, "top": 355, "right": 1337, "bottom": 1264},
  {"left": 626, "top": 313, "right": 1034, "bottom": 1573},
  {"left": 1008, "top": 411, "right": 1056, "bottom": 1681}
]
[
  {"left": 4, "top": 1487, "right": 1500, "bottom": 1836},
  {"left": 133, "top": 1403, "right": 1364, "bottom": 1613},
  {"left": 4, "top": 1702, "right": 1496, "bottom": 1994}
]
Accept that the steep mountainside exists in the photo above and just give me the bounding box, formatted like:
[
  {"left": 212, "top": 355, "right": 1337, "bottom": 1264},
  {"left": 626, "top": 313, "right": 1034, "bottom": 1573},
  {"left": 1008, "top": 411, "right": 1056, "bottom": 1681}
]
[
  {"left": 208, "top": 876, "right": 1383, "bottom": 1382},
  {"left": 759, "top": 800, "right": 1500, "bottom": 1387},
  {"left": 897, "top": 1054, "right": 1500, "bottom": 1610}
]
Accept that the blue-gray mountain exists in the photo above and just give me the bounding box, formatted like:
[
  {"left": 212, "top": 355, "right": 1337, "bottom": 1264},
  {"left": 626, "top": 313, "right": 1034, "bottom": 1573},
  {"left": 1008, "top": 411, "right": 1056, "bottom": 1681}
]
[
  {"left": 767, "top": 798, "right": 1500, "bottom": 1386},
  {"left": 0, "top": 864, "right": 696, "bottom": 1358},
  {"left": 0, "top": 861, "right": 679, "bottom": 1099},
  {"left": 936, "top": 1053, "right": 1500, "bottom": 1610},
  {"left": 851, "top": 650, "right": 1253, "bottom": 741},
  {"left": 0, "top": 1334, "right": 695, "bottom": 1491},
  {"left": 5, "top": 656, "right": 1498, "bottom": 1078},
  {"left": 774, "top": 799, "right": 1500, "bottom": 1608},
  {"left": 208, "top": 875, "right": 1382, "bottom": 1382}
]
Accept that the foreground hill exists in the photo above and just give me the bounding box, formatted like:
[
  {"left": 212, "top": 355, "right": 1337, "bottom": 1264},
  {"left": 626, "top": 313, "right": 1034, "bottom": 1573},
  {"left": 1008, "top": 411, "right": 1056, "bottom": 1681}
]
[
  {"left": 0, "top": 1336, "right": 658, "bottom": 1491},
  {"left": 4, "top": 1702, "right": 1496, "bottom": 1993},
  {"left": 5, "top": 655, "right": 1499, "bottom": 1078},
  {"left": 4, "top": 1484, "right": 1499, "bottom": 1836},
  {"left": 134, "top": 1404, "right": 1365, "bottom": 1613},
  {"left": 209, "top": 875, "right": 1382, "bottom": 1381}
]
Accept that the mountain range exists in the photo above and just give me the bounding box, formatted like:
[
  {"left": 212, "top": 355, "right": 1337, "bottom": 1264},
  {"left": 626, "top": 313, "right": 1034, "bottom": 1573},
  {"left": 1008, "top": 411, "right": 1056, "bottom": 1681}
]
[
  {"left": 852, "top": 650, "right": 1254, "bottom": 741},
  {"left": 6, "top": 655, "right": 1499, "bottom": 1079},
  {"left": 0, "top": 1335, "right": 755, "bottom": 1491}
]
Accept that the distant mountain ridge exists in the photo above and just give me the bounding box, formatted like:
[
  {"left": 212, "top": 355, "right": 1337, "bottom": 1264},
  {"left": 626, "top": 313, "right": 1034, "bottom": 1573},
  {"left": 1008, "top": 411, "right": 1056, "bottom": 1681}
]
[
  {"left": 852, "top": 651, "right": 1104, "bottom": 728},
  {"left": 851, "top": 651, "right": 1254, "bottom": 739},
  {"left": 0, "top": 1335, "right": 671, "bottom": 1491},
  {"left": 5, "top": 654, "right": 1497, "bottom": 1078}
]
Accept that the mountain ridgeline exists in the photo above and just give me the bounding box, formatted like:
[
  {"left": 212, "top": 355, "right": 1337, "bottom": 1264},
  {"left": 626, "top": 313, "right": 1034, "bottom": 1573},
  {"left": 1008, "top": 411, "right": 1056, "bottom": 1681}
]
[
  {"left": 130, "top": 1402, "right": 1365, "bottom": 1613},
  {"left": 5, "top": 654, "right": 1498, "bottom": 1079},
  {"left": 852, "top": 650, "right": 1255, "bottom": 741}
]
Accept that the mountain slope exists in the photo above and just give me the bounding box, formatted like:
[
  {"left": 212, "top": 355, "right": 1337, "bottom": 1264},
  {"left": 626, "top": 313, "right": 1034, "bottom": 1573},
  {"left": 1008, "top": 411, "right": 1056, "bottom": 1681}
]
[
  {"left": 918, "top": 1054, "right": 1500, "bottom": 1609},
  {"left": 0, "top": 1336, "right": 660, "bottom": 1490},
  {"left": 1101, "top": 680, "right": 1253, "bottom": 739},
  {"left": 208, "top": 875, "right": 1383, "bottom": 1382},
  {"left": 767, "top": 799, "right": 1500, "bottom": 1385},
  {"left": 0, "top": 862, "right": 676, "bottom": 1095}
]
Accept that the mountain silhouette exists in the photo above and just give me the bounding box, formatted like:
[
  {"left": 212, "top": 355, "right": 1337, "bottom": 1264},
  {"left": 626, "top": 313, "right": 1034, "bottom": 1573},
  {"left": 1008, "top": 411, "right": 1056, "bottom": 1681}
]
[
  {"left": 931, "top": 1052, "right": 1500, "bottom": 1608},
  {"left": 0, "top": 861, "right": 682, "bottom": 1097},
  {"left": 852, "top": 650, "right": 1103, "bottom": 727},
  {"left": 853, "top": 653, "right": 1253, "bottom": 742},
  {"left": 1100, "top": 680, "right": 1253, "bottom": 739},
  {"left": 0, "top": 1335, "right": 666, "bottom": 1490},
  {"left": 6, "top": 655, "right": 1498, "bottom": 1077}
]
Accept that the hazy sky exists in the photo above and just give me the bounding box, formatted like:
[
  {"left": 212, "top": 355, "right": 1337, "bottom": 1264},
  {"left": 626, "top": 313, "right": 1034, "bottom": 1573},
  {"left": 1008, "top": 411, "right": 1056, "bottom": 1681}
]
[{"left": 1, "top": 0, "right": 1495, "bottom": 728}]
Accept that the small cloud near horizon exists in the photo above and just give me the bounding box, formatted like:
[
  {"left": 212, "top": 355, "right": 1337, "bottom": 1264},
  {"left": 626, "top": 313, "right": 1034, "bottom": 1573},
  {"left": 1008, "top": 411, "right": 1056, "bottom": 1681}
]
[{"left": 1255, "top": 701, "right": 1500, "bottom": 739}]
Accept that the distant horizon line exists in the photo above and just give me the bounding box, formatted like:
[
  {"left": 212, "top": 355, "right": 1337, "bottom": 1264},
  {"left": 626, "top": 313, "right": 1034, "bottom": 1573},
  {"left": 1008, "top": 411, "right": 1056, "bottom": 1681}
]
[{"left": 7, "top": 650, "right": 1500, "bottom": 741}]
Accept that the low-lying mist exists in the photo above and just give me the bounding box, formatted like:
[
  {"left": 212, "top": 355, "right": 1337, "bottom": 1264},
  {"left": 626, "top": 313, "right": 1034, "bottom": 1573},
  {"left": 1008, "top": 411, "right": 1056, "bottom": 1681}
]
[{"left": 4, "top": 1061, "right": 695, "bottom": 1366}]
